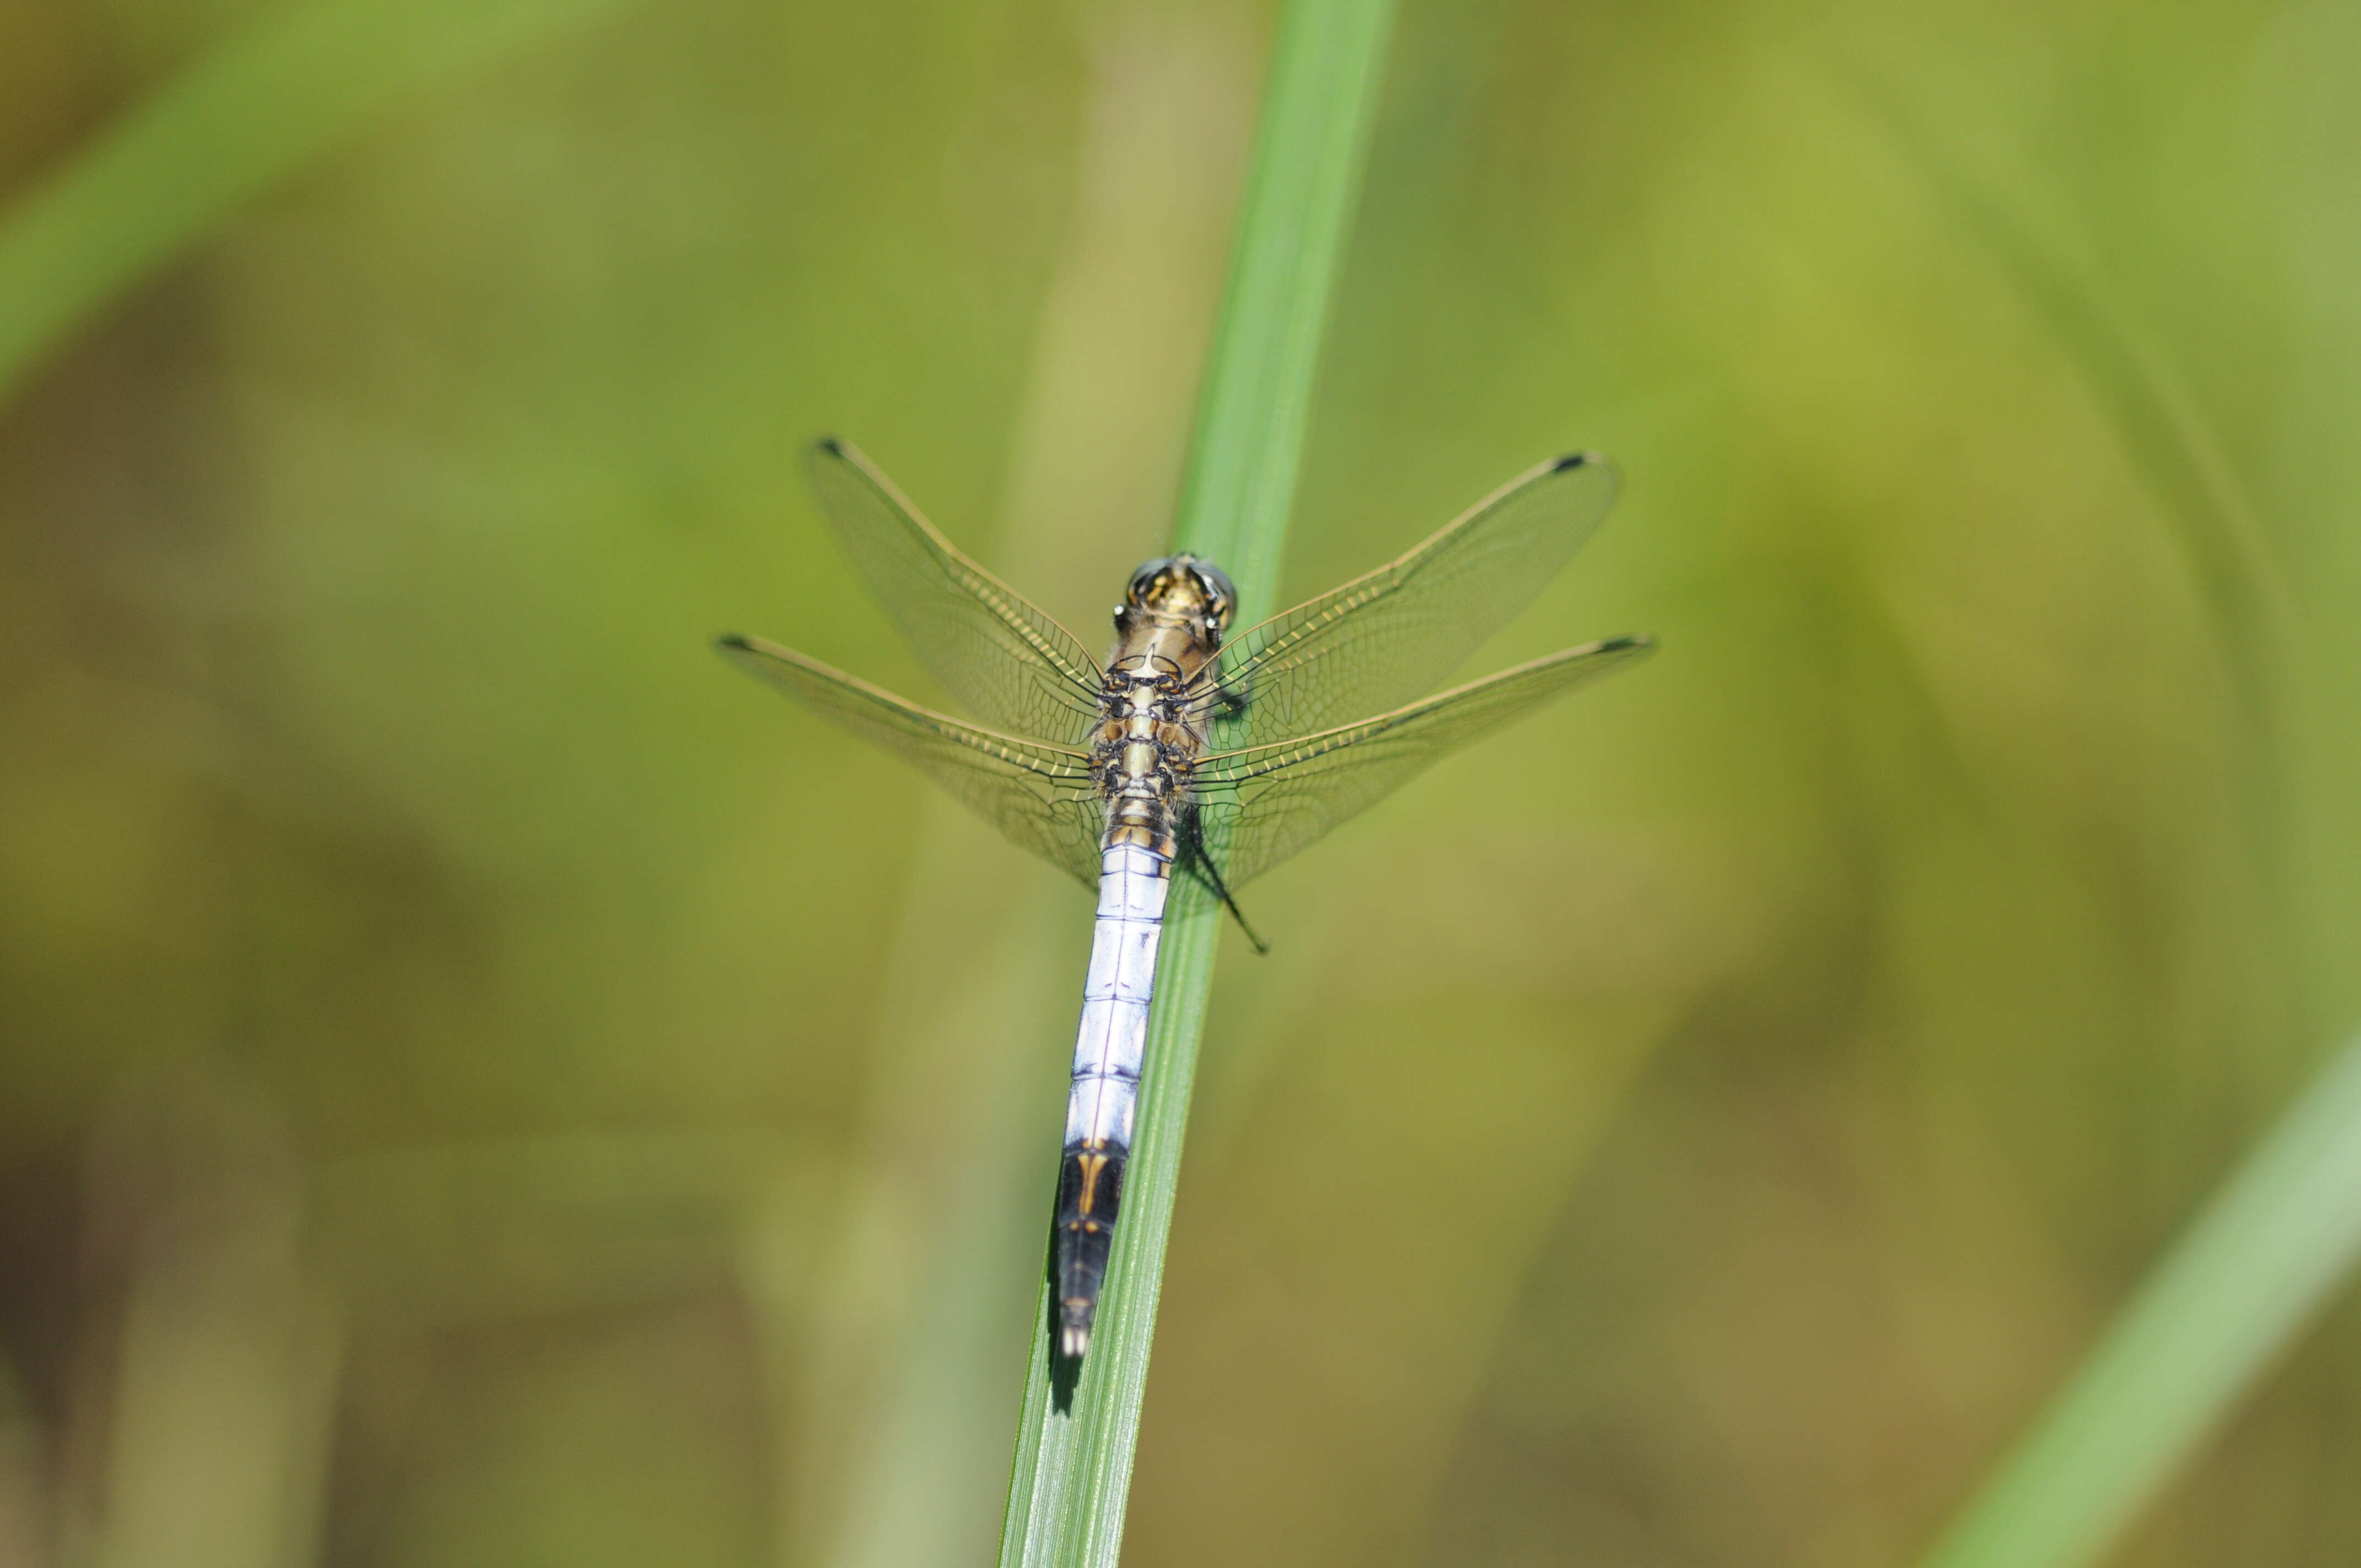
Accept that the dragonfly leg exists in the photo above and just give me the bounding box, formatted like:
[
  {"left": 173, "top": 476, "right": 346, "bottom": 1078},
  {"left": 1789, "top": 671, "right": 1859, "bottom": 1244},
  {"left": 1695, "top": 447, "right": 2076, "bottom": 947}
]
[{"left": 1177, "top": 803, "right": 1270, "bottom": 955}]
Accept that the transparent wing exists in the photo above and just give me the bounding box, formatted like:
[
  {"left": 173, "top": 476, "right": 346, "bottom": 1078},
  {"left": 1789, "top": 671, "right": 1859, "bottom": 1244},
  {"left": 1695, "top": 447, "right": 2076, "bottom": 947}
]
[
  {"left": 805, "top": 437, "right": 1105, "bottom": 744},
  {"left": 1192, "top": 635, "right": 1653, "bottom": 889},
  {"left": 717, "top": 634, "right": 1105, "bottom": 888},
  {"left": 1199, "top": 454, "right": 1620, "bottom": 750}
]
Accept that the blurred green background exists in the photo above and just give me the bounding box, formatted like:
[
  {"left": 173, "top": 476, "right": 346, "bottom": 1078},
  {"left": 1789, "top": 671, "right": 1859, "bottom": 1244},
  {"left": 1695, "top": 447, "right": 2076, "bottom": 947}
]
[{"left": 4, "top": 0, "right": 2360, "bottom": 1564}]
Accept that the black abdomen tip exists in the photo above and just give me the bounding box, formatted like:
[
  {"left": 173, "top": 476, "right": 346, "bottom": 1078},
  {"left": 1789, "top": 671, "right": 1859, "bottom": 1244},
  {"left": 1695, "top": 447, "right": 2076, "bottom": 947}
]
[{"left": 1048, "top": 1142, "right": 1127, "bottom": 1387}]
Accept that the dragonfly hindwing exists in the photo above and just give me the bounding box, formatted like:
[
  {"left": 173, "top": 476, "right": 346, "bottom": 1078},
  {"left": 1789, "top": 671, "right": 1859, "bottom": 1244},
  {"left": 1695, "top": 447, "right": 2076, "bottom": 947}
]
[
  {"left": 805, "top": 438, "right": 1105, "bottom": 745},
  {"left": 1190, "top": 634, "right": 1653, "bottom": 890},
  {"left": 1203, "top": 453, "right": 1619, "bottom": 752}
]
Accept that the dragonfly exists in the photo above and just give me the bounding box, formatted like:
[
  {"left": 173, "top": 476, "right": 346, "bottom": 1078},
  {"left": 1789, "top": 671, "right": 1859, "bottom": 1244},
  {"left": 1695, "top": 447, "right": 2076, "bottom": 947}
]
[{"left": 719, "top": 437, "right": 1651, "bottom": 1381}]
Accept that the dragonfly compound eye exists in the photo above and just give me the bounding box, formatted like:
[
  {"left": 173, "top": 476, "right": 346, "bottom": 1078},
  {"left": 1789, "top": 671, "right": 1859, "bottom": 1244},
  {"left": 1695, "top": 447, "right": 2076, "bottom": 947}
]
[
  {"left": 1183, "top": 559, "right": 1237, "bottom": 631},
  {"left": 1125, "top": 558, "right": 1178, "bottom": 606},
  {"left": 1125, "top": 556, "right": 1235, "bottom": 630},
  {"left": 1190, "top": 559, "right": 1236, "bottom": 599}
]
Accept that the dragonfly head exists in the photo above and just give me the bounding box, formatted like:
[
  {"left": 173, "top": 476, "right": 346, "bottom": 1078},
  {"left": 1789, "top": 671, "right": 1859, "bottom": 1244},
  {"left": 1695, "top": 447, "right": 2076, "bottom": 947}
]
[{"left": 1121, "top": 554, "right": 1238, "bottom": 645}]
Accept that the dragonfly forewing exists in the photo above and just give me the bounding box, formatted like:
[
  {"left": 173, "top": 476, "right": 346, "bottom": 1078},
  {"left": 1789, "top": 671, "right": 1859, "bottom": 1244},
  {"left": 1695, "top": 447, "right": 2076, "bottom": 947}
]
[
  {"left": 1199, "top": 453, "right": 1619, "bottom": 753},
  {"left": 805, "top": 437, "right": 1106, "bottom": 744}
]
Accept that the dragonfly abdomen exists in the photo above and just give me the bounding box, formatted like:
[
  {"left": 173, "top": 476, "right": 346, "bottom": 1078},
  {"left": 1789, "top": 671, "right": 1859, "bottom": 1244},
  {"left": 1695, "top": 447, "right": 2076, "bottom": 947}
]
[{"left": 1052, "top": 837, "right": 1169, "bottom": 1363}]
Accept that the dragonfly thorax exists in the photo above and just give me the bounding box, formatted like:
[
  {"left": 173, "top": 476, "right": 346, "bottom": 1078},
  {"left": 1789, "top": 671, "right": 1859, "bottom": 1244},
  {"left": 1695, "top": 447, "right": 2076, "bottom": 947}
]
[
  {"left": 1090, "top": 657, "right": 1210, "bottom": 859},
  {"left": 1096, "top": 551, "right": 1226, "bottom": 843}
]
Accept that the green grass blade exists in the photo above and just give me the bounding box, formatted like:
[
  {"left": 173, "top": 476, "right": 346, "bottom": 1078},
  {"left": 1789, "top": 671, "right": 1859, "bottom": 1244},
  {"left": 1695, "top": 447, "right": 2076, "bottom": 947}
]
[
  {"left": 1917, "top": 1031, "right": 2361, "bottom": 1568},
  {"left": 1166, "top": 0, "right": 1395, "bottom": 595},
  {"left": 995, "top": 2, "right": 1395, "bottom": 1563},
  {"left": 0, "top": 0, "right": 639, "bottom": 407}
]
